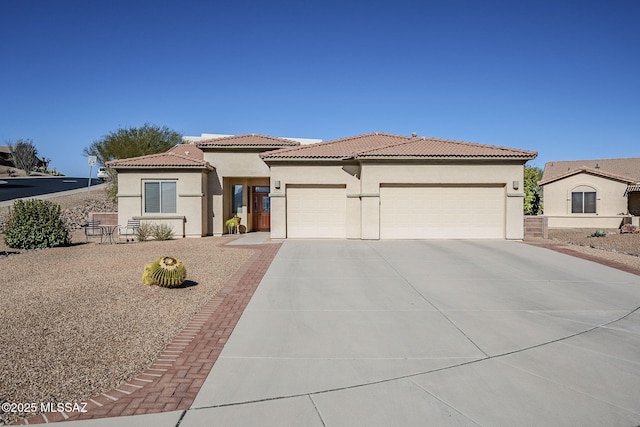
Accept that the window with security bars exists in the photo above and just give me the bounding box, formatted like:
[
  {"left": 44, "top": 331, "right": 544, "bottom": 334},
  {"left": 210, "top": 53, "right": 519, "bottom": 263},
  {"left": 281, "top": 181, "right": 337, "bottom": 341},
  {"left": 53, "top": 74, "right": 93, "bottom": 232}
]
[
  {"left": 571, "top": 191, "right": 596, "bottom": 213},
  {"left": 144, "top": 181, "right": 177, "bottom": 213}
]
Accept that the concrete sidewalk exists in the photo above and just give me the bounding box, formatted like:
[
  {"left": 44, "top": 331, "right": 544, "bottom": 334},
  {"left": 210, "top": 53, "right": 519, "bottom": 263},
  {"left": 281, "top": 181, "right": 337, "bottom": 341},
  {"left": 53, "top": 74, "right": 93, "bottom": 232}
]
[
  {"left": 226, "top": 231, "right": 280, "bottom": 245},
  {"left": 43, "top": 240, "right": 640, "bottom": 426}
]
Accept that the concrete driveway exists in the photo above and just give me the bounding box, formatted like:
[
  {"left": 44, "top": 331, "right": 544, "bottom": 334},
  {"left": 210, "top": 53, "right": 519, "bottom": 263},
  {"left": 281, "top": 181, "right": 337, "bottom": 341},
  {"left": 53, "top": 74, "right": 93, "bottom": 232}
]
[{"left": 184, "top": 240, "right": 640, "bottom": 426}]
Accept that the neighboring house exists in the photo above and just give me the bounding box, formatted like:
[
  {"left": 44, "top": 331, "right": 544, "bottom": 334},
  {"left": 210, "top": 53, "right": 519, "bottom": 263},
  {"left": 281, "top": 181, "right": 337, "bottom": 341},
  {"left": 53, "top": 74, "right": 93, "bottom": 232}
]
[
  {"left": 107, "top": 132, "right": 536, "bottom": 240},
  {"left": 183, "top": 133, "right": 322, "bottom": 145},
  {"left": 538, "top": 158, "right": 640, "bottom": 229}
]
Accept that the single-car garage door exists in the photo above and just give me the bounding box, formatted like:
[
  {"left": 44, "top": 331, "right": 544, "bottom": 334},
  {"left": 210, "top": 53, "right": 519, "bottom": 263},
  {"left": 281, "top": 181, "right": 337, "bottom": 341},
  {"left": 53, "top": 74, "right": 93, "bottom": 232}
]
[
  {"left": 287, "top": 186, "right": 347, "bottom": 238},
  {"left": 380, "top": 185, "right": 505, "bottom": 239}
]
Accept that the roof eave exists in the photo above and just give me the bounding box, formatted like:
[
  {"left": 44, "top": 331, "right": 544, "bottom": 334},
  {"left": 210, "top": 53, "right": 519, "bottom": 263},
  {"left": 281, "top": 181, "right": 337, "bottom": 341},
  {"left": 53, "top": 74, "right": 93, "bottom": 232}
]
[
  {"left": 109, "top": 164, "right": 213, "bottom": 170},
  {"left": 539, "top": 169, "right": 636, "bottom": 186},
  {"left": 260, "top": 156, "right": 346, "bottom": 162},
  {"left": 262, "top": 155, "right": 535, "bottom": 162},
  {"left": 354, "top": 155, "right": 537, "bottom": 161},
  {"left": 198, "top": 144, "right": 298, "bottom": 149}
]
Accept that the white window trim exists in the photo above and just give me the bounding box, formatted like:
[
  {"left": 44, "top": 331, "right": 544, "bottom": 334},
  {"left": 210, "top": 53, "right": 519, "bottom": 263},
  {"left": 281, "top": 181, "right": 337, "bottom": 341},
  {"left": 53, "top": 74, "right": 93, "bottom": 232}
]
[{"left": 570, "top": 187, "right": 597, "bottom": 214}]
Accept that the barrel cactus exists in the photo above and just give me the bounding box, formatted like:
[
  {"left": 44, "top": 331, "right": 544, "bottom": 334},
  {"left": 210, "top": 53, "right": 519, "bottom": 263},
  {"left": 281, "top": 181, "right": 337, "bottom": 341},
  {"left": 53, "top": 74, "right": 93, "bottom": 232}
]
[{"left": 142, "top": 256, "right": 187, "bottom": 288}]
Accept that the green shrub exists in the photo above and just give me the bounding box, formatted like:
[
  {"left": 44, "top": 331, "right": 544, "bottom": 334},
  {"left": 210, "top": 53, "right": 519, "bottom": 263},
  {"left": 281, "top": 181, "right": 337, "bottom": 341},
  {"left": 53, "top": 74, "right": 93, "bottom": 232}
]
[
  {"left": 590, "top": 229, "right": 607, "bottom": 237},
  {"left": 142, "top": 256, "right": 187, "bottom": 287},
  {"left": 151, "top": 223, "right": 174, "bottom": 241},
  {"left": 4, "top": 199, "right": 71, "bottom": 249}
]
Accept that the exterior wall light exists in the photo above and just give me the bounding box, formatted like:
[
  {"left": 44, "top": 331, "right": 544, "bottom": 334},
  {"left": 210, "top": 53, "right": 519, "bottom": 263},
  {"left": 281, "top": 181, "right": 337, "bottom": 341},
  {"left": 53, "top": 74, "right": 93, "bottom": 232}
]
[
  {"left": 513, "top": 180, "right": 520, "bottom": 190},
  {"left": 274, "top": 180, "right": 281, "bottom": 189}
]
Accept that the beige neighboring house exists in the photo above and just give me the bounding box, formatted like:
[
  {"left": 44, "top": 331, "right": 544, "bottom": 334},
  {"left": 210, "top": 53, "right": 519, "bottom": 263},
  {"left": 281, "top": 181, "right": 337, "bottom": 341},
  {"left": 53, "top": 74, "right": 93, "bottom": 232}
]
[
  {"left": 107, "top": 132, "right": 536, "bottom": 240},
  {"left": 538, "top": 158, "right": 640, "bottom": 229}
]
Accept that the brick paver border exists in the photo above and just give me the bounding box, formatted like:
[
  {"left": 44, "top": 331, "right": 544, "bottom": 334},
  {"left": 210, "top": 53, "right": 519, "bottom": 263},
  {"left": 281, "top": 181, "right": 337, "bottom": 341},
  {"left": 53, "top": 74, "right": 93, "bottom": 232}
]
[{"left": 20, "top": 239, "right": 281, "bottom": 424}]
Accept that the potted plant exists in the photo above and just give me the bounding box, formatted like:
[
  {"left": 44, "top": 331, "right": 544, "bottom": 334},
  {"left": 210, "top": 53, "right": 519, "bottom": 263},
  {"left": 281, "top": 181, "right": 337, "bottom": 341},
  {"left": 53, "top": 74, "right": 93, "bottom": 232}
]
[{"left": 225, "top": 215, "right": 241, "bottom": 234}]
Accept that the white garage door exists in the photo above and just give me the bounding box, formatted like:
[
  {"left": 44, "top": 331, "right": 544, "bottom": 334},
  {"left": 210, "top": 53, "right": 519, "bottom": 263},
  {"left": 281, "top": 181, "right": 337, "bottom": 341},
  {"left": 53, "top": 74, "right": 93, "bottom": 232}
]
[
  {"left": 380, "top": 185, "right": 505, "bottom": 239},
  {"left": 287, "top": 186, "right": 347, "bottom": 238}
]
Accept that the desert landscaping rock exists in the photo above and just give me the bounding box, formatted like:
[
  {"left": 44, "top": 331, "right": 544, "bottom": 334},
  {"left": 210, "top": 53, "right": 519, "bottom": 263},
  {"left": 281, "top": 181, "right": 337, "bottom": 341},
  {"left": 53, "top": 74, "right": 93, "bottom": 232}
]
[
  {"left": 538, "top": 228, "right": 640, "bottom": 271},
  {"left": 548, "top": 228, "right": 640, "bottom": 256},
  {"left": 0, "top": 191, "right": 253, "bottom": 424}
]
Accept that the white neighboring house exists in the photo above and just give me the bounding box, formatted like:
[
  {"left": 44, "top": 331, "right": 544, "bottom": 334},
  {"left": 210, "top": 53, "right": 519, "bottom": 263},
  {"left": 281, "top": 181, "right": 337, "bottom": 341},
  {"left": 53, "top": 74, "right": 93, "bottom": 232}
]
[{"left": 183, "top": 133, "right": 322, "bottom": 145}]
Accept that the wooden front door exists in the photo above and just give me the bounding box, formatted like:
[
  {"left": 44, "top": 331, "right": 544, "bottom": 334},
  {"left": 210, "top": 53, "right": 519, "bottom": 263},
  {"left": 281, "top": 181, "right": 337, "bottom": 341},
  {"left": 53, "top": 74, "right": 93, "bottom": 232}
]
[{"left": 253, "top": 190, "right": 270, "bottom": 231}]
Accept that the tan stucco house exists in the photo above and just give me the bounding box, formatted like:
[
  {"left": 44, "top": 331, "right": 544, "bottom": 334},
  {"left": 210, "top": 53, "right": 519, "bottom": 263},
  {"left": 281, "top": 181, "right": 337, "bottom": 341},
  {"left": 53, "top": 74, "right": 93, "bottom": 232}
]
[
  {"left": 107, "top": 132, "right": 537, "bottom": 240},
  {"left": 538, "top": 158, "right": 640, "bottom": 229}
]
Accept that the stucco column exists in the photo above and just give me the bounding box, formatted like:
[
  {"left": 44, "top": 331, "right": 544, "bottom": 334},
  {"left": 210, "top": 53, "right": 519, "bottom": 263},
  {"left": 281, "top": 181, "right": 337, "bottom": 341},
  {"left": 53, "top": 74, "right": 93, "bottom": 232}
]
[
  {"left": 270, "top": 194, "right": 286, "bottom": 239},
  {"left": 506, "top": 192, "right": 525, "bottom": 240},
  {"left": 212, "top": 194, "right": 224, "bottom": 236},
  {"left": 361, "top": 194, "right": 380, "bottom": 240}
]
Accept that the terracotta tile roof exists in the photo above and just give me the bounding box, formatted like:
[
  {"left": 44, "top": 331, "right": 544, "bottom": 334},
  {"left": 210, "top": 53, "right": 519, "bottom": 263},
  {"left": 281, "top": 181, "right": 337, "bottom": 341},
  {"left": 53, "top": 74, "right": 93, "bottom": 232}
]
[
  {"left": 261, "top": 132, "right": 537, "bottom": 160},
  {"left": 196, "top": 134, "right": 300, "bottom": 148},
  {"left": 167, "top": 143, "right": 204, "bottom": 159},
  {"left": 540, "top": 158, "right": 640, "bottom": 185},
  {"left": 106, "top": 151, "right": 212, "bottom": 169},
  {"left": 538, "top": 167, "right": 637, "bottom": 186}
]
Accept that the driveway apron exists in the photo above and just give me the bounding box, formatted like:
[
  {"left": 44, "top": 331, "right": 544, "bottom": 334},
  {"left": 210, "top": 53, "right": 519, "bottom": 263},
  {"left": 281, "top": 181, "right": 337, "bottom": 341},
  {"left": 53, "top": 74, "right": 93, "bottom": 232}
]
[{"left": 185, "top": 240, "right": 640, "bottom": 427}]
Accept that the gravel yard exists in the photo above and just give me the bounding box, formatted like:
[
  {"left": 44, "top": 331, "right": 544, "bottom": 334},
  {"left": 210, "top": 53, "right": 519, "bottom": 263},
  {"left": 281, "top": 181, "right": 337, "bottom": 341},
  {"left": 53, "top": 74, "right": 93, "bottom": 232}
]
[
  {"left": 529, "top": 228, "right": 640, "bottom": 271},
  {"left": 0, "top": 190, "right": 253, "bottom": 424}
]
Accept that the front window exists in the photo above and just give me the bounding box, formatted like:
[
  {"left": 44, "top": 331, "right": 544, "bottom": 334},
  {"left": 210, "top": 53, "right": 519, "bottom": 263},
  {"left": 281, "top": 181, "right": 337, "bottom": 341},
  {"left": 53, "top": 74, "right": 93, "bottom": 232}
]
[
  {"left": 144, "top": 181, "right": 177, "bottom": 213},
  {"left": 571, "top": 191, "right": 596, "bottom": 213},
  {"left": 232, "top": 184, "right": 243, "bottom": 214}
]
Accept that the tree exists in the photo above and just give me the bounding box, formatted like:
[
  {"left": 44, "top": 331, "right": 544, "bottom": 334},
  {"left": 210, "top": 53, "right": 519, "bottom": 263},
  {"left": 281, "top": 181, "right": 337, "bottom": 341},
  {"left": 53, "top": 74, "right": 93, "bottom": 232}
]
[
  {"left": 9, "top": 139, "right": 40, "bottom": 175},
  {"left": 83, "top": 123, "right": 182, "bottom": 166},
  {"left": 83, "top": 123, "right": 182, "bottom": 203},
  {"left": 524, "top": 165, "right": 543, "bottom": 215}
]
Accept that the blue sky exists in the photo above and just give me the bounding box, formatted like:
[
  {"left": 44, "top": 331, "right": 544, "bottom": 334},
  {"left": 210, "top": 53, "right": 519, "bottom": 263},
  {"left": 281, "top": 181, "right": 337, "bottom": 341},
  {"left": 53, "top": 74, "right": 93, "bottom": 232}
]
[{"left": 1, "top": 0, "right": 638, "bottom": 177}]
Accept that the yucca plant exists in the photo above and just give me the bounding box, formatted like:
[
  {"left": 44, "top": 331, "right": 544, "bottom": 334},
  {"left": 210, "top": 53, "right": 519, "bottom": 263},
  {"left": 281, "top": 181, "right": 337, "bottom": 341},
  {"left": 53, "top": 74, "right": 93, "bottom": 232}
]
[{"left": 142, "top": 256, "right": 187, "bottom": 288}]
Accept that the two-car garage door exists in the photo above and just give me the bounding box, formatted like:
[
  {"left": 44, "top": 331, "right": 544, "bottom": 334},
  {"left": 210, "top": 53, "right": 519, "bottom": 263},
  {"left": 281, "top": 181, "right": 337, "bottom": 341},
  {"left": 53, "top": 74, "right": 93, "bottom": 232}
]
[
  {"left": 285, "top": 184, "right": 505, "bottom": 239},
  {"left": 379, "top": 185, "right": 505, "bottom": 239}
]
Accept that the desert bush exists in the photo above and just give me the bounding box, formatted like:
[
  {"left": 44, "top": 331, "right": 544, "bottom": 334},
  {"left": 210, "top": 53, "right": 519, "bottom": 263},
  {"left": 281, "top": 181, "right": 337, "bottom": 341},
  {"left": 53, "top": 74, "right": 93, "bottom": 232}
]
[
  {"left": 590, "top": 229, "right": 607, "bottom": 238},
  {"left": 151, "top": 223, "right": 174, "bottom": 241},
  {"left": 4, "top": 199, "right": 71, "bottom": 249},
  {"left": 135, "top": 222, "right": 174, "bottom": 241},
  {"left": 142, "top": 256, "right": 187, "bottom": 288},
  {"left": 137, "top": 222, "right": 153, "bottom": 241}
]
